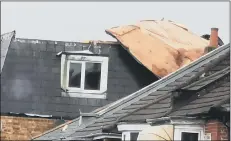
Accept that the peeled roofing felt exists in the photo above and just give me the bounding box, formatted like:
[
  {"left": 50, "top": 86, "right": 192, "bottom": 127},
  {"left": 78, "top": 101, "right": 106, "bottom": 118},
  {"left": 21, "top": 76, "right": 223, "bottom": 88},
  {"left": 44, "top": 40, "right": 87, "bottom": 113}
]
[{"left": 106, "top": 20, "right": 210, "bottom": 77}]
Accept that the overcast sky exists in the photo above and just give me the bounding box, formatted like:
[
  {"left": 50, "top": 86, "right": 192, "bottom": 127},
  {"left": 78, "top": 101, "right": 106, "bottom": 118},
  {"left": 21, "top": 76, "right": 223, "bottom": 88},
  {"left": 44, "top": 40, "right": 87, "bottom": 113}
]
[{"left": 1, "top": 2, "right": 230, "bottom": 43}]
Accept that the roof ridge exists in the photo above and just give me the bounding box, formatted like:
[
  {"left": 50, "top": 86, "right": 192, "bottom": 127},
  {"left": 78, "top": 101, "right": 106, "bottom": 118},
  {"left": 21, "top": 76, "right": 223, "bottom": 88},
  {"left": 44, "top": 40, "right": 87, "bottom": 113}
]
[
  {"left": 1, "top": 31, "right": 16, "bottom": 72},
  {"left": 14, "top": 37, "right": 119, "bottom": 45},
  {"left": 1, "top": 30, "right": 15, "bottom": 37}
]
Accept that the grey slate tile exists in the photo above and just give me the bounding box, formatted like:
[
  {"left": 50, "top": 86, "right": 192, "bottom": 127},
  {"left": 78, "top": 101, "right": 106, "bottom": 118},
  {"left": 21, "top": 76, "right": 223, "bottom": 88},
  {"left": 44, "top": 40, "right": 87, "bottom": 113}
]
[
  {"left": 65, "top": 46, "right": 75, "bottom": 51},
  {"left": 39, "top": 51, "right": 52, "bottom": 59},
  {"left": 123, "top": 111, "right": 167, "bottom": 121},
  {"left": 52, "top": 67, "right": 60, "bottom": 74},
  {"left": 55, "top": 45, "right": 65, "bottom": 52},
  {"left": 87, "top": 99, "right": 101, "bottom": 107},
  {"left": 47, "top": 44, "right": 56, "bottom": 52},
  {"left": 146, "top": 102, "right": 171, "bottom": 109},
  {"left": 79, "top": 98, "right": 88, "bottom": 106},
  {"left": 55, "top": 104, "right": 70, "bottom": 112}
]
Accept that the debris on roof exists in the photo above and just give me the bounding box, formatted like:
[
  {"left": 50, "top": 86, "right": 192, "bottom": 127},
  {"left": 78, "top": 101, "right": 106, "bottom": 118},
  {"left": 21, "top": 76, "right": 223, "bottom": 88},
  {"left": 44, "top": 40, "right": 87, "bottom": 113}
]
[{"left": 106, "top": 20, "right": 210, "bottom": 77}]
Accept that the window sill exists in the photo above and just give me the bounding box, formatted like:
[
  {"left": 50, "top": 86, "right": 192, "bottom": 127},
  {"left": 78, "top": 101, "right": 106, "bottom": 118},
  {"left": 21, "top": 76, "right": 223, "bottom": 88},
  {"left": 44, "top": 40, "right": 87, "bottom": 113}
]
[{"left": 61, "top": 91, "right": 107, "bottom": 99}]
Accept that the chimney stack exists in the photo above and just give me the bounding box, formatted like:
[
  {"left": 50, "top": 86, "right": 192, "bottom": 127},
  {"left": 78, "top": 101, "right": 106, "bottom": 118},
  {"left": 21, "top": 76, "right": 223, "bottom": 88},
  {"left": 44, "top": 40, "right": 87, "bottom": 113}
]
[
  {"left": 204, "top": 27, "right": 219, "bottom": 54},
  {"left": 209, "top": 28, "right": 219, "bottom": 48}
]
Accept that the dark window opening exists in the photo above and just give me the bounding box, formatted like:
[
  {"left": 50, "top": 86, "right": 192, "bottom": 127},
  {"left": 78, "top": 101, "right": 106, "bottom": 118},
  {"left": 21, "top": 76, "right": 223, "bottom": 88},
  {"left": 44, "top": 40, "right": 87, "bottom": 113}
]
[
  {"left": 69, "top": 63, "right": 82, "bottom": 88},
  {"left": 181, "top": 132, "right": 198, "bottom": 141},
  {"left": 130, "top": 132, "right": 139, "bottom": 141},
  {"left": 84, "top": 62, "right": 101, "bottom": 90}
]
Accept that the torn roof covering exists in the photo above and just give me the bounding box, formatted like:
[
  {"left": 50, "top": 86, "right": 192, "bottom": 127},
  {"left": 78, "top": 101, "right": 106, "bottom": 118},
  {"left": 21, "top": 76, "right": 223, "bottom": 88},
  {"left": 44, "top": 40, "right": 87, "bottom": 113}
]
[
  {"left": 106, "top": 19, "right": 210, "bottom": 78},
  {"left": 34, "top": 43, "right": 230, "bottom": 140},
  {"left": 1, "top": 31, "right": 16, "bottom": 72}
]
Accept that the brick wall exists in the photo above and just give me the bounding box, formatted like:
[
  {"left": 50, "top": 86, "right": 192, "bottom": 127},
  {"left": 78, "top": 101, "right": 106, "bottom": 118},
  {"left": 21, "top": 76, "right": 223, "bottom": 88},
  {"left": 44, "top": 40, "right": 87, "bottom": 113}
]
[
  {"left": 0, "top": 116, "right": 58, "bottom": 140},
  {"left": 205, "top": 120, "right": 229, "bottom": 140}
]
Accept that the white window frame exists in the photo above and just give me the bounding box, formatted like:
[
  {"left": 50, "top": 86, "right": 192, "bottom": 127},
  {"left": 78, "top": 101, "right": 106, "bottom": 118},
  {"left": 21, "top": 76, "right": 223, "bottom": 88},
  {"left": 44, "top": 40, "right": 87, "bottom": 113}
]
[
  {"left": 61, "top": 54, "right": 109, "bottom": 99},
  {"left": 174, "top": 125, "right": 204, "bottom": 141},
  {"left": 118, "top": 123, "right": 151, "bottom": 141}
]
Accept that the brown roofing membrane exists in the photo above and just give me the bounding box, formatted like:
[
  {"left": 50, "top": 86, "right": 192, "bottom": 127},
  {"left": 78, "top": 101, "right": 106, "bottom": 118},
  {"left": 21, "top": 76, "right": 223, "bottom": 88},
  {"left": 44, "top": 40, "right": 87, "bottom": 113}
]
[{"left": 106, "top": 20, "right": 210, "bottom": 77}]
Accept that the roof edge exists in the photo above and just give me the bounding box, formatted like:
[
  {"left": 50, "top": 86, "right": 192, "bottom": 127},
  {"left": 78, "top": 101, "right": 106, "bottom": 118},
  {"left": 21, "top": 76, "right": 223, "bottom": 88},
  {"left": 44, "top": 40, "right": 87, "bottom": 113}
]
[
  {"left": 67, "top": 132, "right": 121, "bottom": 140},
  {"left": 14, "top": 37, "right": 120, "bottom": 46},
  {"left": 32, "top": 117, "right": 80, "bottom": 140}
]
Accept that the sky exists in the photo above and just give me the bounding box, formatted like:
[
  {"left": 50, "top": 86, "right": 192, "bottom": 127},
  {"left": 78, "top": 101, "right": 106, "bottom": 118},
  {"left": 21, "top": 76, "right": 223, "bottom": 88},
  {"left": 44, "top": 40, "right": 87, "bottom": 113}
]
[{"left": 1, "top": 2, "right": 230, "bottom": 43}]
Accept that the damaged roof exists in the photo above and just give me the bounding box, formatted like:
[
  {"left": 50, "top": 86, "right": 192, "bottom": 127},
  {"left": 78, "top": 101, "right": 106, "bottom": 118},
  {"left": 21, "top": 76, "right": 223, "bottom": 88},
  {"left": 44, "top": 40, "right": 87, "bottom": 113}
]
[
  {"left": 122, "top": 67, "right": 230, "bottom": 122},
  {"left": 34, "top": 43, "right": 230, "bottom": 140},
  {"left": 106, "top": 20, "right": 210, "bottom": 77}
]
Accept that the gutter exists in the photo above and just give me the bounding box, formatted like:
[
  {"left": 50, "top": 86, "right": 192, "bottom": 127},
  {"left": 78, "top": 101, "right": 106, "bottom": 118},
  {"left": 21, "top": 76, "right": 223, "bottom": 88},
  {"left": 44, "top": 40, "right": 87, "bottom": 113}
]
[{"left": 67, "top": 132, "right": 121, "bottom": 140}]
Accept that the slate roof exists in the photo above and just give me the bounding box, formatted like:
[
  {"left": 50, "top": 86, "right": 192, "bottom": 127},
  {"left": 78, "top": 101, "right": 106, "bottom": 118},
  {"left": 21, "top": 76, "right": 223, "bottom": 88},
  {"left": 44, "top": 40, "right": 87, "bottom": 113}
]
[
  {"left": 1, "top": 36, "right": 158, "bottom": 120},
  {"left": 35, "top": 43, "right": 230, "bottom": 140},
  {"left": 1, "top": 31, "right": 15, "bottom": 72},
  {"left": 169, "top": 69, "right": 230, "bottom": 116},
  {"left": 106, "top": 67, "right": 230, "bottom": 122},
  {"left": 182, "top": 67, "right": 230, "bottom": 91}
]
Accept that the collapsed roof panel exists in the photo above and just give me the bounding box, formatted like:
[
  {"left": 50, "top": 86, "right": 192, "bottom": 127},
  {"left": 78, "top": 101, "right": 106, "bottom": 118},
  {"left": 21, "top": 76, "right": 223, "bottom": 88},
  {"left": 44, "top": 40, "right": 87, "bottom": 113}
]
[{"left": 106, "top": 20, "right": 209, "bottom": 77}]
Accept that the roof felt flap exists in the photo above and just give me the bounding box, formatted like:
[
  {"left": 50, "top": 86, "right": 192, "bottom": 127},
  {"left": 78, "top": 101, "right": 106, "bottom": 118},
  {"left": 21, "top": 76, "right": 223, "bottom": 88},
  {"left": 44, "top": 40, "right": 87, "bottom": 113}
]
[{"left": 106, "top": 20, "right": 210, "bottom": 77}]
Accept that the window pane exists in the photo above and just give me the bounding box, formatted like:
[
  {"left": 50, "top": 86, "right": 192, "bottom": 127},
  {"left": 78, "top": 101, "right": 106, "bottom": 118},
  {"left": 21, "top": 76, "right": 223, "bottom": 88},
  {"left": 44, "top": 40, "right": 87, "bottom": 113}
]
[
  {"left": 181, "top": 132, "right": 198, "bottom": 141},
  {"left": 69, "top": 63, "right": 82, "bottom": 88},
  {"left": 84, "top": 62, "right": 101, "bottom": 90}
]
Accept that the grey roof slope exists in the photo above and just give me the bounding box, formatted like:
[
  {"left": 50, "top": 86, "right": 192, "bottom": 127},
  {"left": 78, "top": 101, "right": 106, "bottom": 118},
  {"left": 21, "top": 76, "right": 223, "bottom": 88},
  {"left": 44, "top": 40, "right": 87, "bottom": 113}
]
[
  {"left": 1, "top": 37, "right": 157, "bottom": 120},
  {"left": 121, "top": 58, "right": 230, "bottom": 122},
  {"left": 169, "top": 67, "right": 230, "bottom": 116},
  {"left": 35, "top": 43, "right": 230, "bottom": 140},
  {"left": 182, "top": 66, "right": 230, "bottom": 91},
  {"left": 121, "top": 59, "right": 230, "bottom": 122},
  {"left": 1, "top": 31, "right": 15, "bottom": 72}
]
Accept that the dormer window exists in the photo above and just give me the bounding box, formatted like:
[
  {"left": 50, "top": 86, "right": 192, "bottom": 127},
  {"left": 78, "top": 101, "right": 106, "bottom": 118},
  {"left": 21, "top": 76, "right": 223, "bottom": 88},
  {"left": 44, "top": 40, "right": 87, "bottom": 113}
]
[{"left": 60, "top": 51, "right": 109, "bottom": 99}]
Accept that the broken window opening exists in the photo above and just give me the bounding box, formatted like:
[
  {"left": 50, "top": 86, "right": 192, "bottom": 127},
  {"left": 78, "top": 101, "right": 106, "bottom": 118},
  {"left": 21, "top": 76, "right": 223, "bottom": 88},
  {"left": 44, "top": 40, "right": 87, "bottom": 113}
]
[
  {"left": 84, "top": 62, "right": 101, "bottom": 90},
  {"left": 69, "top": 63, "right": 82, "bottom": 88}
]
